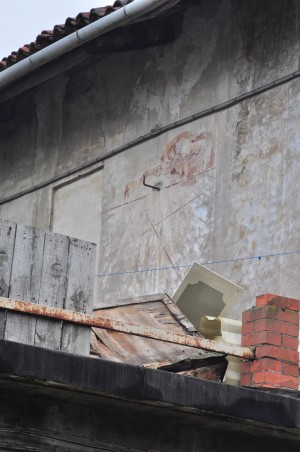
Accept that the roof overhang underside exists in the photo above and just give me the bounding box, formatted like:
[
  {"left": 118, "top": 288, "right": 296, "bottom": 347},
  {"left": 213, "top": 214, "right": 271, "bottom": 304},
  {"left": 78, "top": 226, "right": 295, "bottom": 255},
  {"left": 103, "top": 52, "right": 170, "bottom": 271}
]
[
  {"left": 0, "top": 2, "right": 187, "bottom": 105},
  {"left": 0, "top": 339, "right": 299, "bottom": 450}
]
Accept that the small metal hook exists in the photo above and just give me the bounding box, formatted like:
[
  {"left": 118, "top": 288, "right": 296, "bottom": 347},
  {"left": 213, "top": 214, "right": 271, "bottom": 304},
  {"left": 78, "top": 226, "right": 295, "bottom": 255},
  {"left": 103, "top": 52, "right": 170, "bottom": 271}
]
[{"left": 143, "top": 175, "right": 160, "bottom": 191}]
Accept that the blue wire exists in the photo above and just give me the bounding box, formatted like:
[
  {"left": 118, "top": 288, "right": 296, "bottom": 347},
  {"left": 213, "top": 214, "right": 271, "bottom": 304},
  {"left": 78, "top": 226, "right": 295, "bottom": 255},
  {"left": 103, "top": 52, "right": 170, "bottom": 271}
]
[{"left": 95, "top": 249, "right": 300, "bottom": 278}]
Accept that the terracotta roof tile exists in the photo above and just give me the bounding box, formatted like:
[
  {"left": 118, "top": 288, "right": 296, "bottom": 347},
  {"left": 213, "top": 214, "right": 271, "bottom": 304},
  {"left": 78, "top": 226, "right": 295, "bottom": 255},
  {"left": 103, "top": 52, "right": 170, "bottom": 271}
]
[{"left": 0, "top": 1, "right": 133, "bottom": 72}]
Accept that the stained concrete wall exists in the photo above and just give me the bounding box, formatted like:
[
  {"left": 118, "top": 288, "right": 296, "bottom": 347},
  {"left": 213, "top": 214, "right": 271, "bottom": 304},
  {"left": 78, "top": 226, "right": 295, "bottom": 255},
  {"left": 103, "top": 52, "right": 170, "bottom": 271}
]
[{"left": 0, "top": 0, "right": 299, "bottom": 317}]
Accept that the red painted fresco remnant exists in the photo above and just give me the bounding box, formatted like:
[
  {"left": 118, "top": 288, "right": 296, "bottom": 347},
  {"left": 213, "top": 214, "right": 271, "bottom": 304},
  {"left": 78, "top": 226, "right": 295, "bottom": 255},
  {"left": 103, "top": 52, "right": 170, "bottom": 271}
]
[{"left": 124, "top": 131, "right": 215, "bottom": 199}]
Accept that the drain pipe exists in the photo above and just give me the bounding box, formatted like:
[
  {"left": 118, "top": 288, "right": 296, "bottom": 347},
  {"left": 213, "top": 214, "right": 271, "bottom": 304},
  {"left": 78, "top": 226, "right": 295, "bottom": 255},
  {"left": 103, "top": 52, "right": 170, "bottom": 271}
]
[{"left": 0, "top": 0, "right": 178, "bottom": 90}]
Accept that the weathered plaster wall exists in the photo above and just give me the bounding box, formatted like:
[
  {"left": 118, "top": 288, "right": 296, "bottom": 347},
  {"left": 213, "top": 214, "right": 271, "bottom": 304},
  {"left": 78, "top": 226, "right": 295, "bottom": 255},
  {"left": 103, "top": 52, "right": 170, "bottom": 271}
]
[{"left": 0, "top": 0, "right": 299, "bottom": 317}]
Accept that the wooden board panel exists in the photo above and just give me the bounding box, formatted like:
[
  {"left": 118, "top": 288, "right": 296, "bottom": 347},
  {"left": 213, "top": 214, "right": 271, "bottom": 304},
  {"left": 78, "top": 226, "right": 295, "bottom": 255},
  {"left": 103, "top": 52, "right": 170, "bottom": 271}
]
[
  {"left": 92, "top": 299, "right": 209, "bottom": 365},
  {"left": 34, "top": 232, "right": 69, "bottom": 350},
  {"left": 0, "top": 219, "right": 16, "bottom": 338},
  {"left": 61, "top": 238, "right": 96, "bottom": 355},
  {"left": 5, "top": 224, "right": 45, "bottom": 345},
  {"left": 92, "top": 326, "right": 208, "bottom": 365},
  {"left": 95, "top": 301, "right": 184, "bottom": 332},
  {"left": 0, "top": 220, "right": 96, "bottom": 354}
]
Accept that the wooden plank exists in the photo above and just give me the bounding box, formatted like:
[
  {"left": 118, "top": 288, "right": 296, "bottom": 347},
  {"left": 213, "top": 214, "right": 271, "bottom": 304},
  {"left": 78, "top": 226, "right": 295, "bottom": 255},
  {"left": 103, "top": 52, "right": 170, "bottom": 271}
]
[
  {"left": 163, "top": 295, "right": 198, "bottom": 334},
  {"left": 4, "top": 224, "right": 45, "bottom": 345},
  {"left": 90, "top": 329, "right": 122, "bottom": 362},
  {"left": 91, "top": 299, "right": 198, "bottom": 365},
  {"left": 91, "top": 326, "right": 210, "bottom": 364},
  {"left": 94, "top": 293, "right": 167, "bottom": 309},
  {"left": 61, "top": 238, "right": 96, "bottom": 355},
  {"left": 0, "top": 219, "right": 16, "bottom": 338},
  {"left": 95, "top": 301, "right": 186, "bottom": 333},
  {"left": 34, "top": 232, "right": 69, "bottom": 350},
  {"left": 0, "top": 310, "right": 6, "bottom": 340},
  {"left": 90, "top": 299, "right": 239, "bottom": 365}
]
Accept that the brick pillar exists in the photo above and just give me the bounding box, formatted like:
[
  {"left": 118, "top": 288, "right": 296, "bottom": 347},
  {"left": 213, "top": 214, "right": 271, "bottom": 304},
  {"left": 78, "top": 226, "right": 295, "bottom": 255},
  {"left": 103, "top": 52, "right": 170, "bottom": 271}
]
[{"left": 240, "top": 294, "right": 299, "bottom": 390}]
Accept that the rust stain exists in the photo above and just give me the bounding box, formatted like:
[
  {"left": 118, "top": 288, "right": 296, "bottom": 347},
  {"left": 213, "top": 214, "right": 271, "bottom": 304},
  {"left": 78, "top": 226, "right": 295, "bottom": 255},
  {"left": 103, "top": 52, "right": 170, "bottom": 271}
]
[
  {"left": 124, "top": 131, "right": 216, "bottom": 199},
  {"left": 0, "top": 296, "right": 254, "bottom": 359},
  {"left": 238, "top": 174, "right": 250, "bottom": 188},
  {"left": 260, "top": 141, "right": 280, "bottom": 159},
  {"left": 233, "top": 261, "right": 242, "bottom": 271},
  {"left": 239, "top": 226, "right": 246, "bottom": 240}
]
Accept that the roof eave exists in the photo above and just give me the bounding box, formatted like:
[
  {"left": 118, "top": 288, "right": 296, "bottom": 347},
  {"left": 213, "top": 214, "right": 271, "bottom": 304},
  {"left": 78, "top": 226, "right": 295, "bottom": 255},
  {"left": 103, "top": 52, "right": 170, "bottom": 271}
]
[{"left": 0, "top": 0, "right": 180, "bottom": 96}]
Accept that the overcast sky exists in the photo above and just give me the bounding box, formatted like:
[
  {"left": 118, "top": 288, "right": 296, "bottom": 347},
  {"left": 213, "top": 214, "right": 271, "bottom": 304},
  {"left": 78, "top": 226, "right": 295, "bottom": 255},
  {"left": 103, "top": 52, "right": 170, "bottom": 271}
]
[{"left": 1, "top": 1, "right": 111, "bottom": 59}]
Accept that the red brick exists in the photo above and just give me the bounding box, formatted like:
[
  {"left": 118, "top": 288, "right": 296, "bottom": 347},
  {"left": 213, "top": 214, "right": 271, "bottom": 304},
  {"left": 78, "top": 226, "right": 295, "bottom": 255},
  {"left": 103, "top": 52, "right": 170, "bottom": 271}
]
[
  {"left": 243, "top": 305, "right": 283, "bottom": 322},
  {"left": 250, "top": 358, "right": 281, "bottom": 373},
  {"left": 282, "top": 335, "right": 299, "bottom": 349},
  {"left": 240, "top": 361, "right": 252, "bottom": 374},
  {"left": 256, "top": 305, "right": 283, "bottom": 321},
  {"left": 241, "top": 322, "right": 254, "bottom": 335},
  {"left": 242, "top": 309, "right": 254, "bottom": 324},
  {"left": 255, "top": 345, "right": 299, "bottom": 362},
  {"left": 256, "top": 294, "right": 278, "bottom": 307},
  {"left": 256, "top": 296, "right": 299, "bottom": 311},
  {"left": 282, "top": 362, "right": 299, "bottom": 377},
  {"left": 283, "top": 310, "right": 299, "bottom": 325},
  {"left": 240, "top": 372, "right": 252, "bottom": 387},
  {"left": 256, "top": 294, "right": 300, "bottom": 311},
  {"left": 254, "top": 318, "right": 299, "bottom": 337},
  {"left": 242, "top": 331, "right": 281, "bottom": 347},
  {"left": 269, "top": 297, "right": 300, "bottom": 312},
  {"left": 252, "top": 371, "right": 298, "bottom": 389},
  {"left": 256, "top": 382, "right": 298, "bottom": 389}
]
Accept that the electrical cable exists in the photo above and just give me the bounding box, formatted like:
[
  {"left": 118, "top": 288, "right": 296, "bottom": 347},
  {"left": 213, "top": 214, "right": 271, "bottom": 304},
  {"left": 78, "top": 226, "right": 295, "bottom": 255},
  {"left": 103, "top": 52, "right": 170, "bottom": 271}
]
[{"left": 95, "top": 248, "right": 300, "bottom": 277}]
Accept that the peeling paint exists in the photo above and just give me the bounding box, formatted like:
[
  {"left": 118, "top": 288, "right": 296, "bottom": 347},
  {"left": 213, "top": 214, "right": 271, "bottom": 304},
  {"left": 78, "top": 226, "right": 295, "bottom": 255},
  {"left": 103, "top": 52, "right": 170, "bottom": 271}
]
[{"left": 124, "top": 131, "right": 215, "bottom": 199}]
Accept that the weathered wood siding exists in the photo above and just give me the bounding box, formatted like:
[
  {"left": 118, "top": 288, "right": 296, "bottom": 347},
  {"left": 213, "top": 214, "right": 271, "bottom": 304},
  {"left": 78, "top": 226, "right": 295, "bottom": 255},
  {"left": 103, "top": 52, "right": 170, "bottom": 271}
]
[
  {"left": 61, "top": 237, "right": 96, "bottom": 355},
  {"left": 0, "top": 220, "right": 16, "bottom": 338},
  {"left": 0, "top": 219, "right": 96, "bottom": 355}
]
